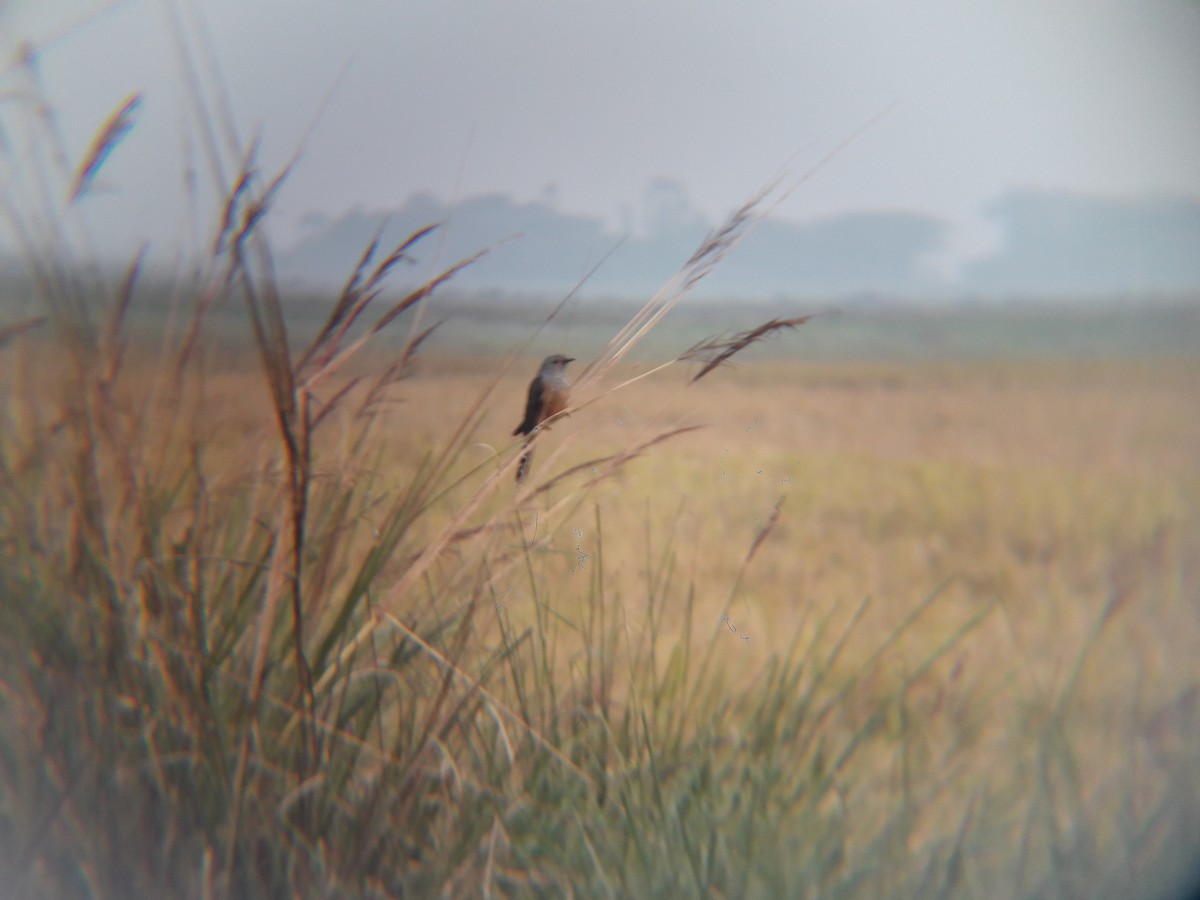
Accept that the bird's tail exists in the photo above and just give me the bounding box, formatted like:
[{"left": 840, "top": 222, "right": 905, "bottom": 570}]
[{"left": 515, "top": 447, "right": 533, "bottom": 483}]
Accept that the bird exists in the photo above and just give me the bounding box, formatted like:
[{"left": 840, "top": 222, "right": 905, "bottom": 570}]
[{"left": 513, "top": 353, "right": 574, "bottom": 482}]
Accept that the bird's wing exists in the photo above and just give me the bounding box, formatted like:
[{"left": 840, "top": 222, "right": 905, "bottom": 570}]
[{"left": 513, "top": 375, "right": 545, "bottom": 435}]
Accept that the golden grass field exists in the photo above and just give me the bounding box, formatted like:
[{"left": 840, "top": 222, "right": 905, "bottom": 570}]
[
  {"left": 5, "top": 296, "right": 1200, "bottom": 896},
  {"left": 179, "top": 345, "right": 1200, "bottom": 702},
  {"left": 171, "top": 342, "right": 1200, "bottom": 886},
  {"left": 317, "top": 351, "right": 1200, "bottom": 645}
]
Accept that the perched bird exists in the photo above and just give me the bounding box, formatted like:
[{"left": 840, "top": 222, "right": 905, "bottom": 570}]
[{"left": 513, "top": 353, "right": 574, "bottom": 482}]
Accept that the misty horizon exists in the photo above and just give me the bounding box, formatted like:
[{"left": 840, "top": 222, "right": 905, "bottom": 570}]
[{"left": 271, "top": 180, "right": 1200, "bottom": 301}]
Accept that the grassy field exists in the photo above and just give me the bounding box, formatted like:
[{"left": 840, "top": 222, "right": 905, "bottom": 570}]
[{"left": 3, "top": 288, "right": 1199, "bottom": 897}]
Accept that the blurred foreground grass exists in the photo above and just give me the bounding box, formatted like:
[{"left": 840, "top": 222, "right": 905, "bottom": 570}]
[{"left": 3, "top": 320, "right": 1197, "bottom": 896}]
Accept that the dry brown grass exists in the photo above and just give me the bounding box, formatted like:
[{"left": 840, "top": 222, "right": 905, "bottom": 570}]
[
  {"left": 91, "top": 345, "right": 1200, "bottom": 700},
  {"left": 7, "top": 317, "right": 1199, "bottom": 895}
]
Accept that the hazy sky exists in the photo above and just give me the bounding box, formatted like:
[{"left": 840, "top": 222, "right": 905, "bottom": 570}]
[{"left": 2, "top": 0, "right": 1199, "bottom": 279}]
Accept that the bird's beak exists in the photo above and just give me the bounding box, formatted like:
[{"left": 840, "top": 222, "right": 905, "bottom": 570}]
[{"left": 564, "top": 357, "right": 575, "bottom": 364}]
